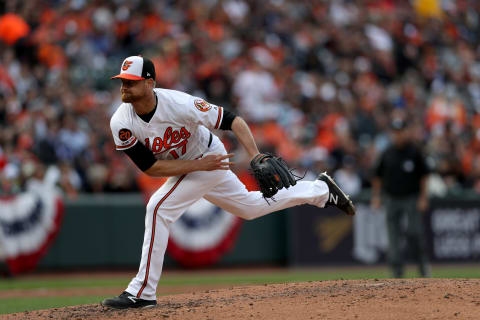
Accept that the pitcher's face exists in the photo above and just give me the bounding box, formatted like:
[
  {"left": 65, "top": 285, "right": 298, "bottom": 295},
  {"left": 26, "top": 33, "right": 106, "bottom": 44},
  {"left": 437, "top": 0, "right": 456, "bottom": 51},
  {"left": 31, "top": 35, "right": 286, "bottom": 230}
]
[{"left": 120, "top": 79, "right": 148, "bottom": 103}]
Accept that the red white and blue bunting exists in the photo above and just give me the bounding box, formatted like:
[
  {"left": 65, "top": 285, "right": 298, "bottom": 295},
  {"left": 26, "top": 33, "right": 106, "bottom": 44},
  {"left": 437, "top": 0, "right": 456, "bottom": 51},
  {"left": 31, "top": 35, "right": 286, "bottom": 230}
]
[
  {"left": 0, "top": 185, "right": 63, "bottom": 275},
  {"left": 167, "top": 198, "right": 242, "bottom": 268}
]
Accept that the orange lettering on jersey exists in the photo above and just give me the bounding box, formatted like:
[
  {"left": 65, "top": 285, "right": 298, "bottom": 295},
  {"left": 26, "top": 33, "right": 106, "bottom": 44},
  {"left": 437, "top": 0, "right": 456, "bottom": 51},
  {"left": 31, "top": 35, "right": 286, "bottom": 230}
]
[
  {"left": 169, "top": 150, "right": 179, "bottom": 159},
  {"left": 180, "top": 127, "right": 191, "bottom": 139},
  {"left": 152, "top": 137, "right": 163, "bottom": 152},
  {"left": 147, "top": 127, "right": 191, "bottom": 156},
  {"left": 122, "top": 60, "right": 133, "bottom": 71},
  {"left": 163, "top": 127, "right": 173, "bottom": 149},
  {"left": 172, "top": 130, "right": 180, "bottom": 143}
]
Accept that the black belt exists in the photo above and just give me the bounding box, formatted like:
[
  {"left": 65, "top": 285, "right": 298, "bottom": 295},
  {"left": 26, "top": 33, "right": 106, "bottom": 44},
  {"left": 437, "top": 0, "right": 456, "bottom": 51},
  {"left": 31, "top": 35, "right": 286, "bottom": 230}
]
[{"left": 207, "top": 132, "right": 213, "bottom": 148}]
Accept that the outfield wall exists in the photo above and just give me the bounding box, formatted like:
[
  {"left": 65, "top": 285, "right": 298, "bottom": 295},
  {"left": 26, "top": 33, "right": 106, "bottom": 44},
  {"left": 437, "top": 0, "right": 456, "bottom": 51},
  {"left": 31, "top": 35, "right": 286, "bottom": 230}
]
[
  {"left": 38, "top": 194, "right": 289, "bottom": 269},
  {"left": 38, "top": 193, "right": 480, "bottom": 269}
]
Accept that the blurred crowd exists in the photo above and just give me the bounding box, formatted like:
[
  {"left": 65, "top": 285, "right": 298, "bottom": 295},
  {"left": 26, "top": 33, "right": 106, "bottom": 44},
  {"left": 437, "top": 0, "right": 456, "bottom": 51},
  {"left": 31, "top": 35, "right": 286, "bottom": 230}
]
[{"left": 1, "top": 0, "right": 480, "bottom": 198}]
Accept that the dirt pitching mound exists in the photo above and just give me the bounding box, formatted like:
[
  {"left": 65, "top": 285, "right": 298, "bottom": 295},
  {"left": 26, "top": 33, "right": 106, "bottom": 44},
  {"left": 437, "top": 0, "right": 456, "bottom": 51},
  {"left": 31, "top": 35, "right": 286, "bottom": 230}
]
[{"left": 4, "top": 279, "right": 480, "bottom": 320}]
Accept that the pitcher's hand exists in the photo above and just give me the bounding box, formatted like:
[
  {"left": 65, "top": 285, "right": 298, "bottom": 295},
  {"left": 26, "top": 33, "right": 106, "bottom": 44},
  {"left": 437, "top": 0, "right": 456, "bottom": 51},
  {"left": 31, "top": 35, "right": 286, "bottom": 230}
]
[{"left": 198, "top": 154, "right": 234, "bottom": 171}]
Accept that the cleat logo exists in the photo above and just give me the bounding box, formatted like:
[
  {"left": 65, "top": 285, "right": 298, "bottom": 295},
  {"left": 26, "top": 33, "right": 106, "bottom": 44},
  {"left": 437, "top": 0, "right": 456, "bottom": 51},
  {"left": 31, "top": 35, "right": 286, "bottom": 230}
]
[
  {"left": 329, "top": 193, "right": 338, "bottom": 205},
  {"left": 127, "top": 296, "right": 138, "bottom": 304}
]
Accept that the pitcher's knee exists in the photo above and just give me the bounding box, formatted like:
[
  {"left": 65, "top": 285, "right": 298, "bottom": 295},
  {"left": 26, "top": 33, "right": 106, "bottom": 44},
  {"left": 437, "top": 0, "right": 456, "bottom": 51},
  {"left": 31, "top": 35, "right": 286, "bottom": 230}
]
[
  {"left": 240, "top": 214, "right": 256, "bottom": 221},
  {"left": 230, "top": 209, "right": 258, "bottom": 220},
  {"left": 146, "top": 198, "right": 157, "bottom": 214}
]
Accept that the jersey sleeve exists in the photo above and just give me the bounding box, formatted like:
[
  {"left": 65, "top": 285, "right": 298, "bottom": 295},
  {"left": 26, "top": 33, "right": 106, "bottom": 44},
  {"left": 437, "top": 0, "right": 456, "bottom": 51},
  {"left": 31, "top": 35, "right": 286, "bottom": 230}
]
[
  {"left": 110, "top": 115, "right": 138, "bottom": 151},
  {"left": 184, "top": 96, "right": 224, "bottom": 130}
]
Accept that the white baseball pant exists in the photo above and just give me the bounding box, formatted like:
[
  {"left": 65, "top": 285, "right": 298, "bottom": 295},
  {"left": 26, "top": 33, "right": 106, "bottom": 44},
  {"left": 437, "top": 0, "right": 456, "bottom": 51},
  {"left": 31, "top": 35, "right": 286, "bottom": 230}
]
[{"left": 126, "top": 139, "right": 329, "bottom": 300}]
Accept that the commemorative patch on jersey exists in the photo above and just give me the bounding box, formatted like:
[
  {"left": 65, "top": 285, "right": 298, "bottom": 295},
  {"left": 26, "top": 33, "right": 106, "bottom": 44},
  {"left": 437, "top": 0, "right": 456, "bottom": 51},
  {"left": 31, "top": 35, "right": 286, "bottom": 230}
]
[
  {"left": 194, "top": 99, "right": 211, "bottom": 112},
  {"left": 119, "top": 128, "right": 132, "bottom": 141}
]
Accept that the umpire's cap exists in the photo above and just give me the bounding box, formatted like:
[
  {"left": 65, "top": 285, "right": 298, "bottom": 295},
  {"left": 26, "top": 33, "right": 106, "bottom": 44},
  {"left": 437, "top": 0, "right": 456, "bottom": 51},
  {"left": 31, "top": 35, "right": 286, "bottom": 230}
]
[{"left": 111, "top": 56, "right": 156, "bottom": 80}]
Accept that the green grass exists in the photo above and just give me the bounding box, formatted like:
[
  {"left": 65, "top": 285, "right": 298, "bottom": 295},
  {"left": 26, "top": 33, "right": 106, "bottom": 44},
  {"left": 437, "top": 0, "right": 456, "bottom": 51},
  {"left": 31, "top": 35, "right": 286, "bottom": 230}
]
[
  {"left": 0, "top": 264, "right": 478, "bottom": 315},
  {"left": 0, "top": 296, "right": 109, "bottom": 314},
  {"left": 0, "top": 277, "right": 128, "bottom": 291},
  {"left": 2, "top": 265, "right": 477, "bottom": 291}
]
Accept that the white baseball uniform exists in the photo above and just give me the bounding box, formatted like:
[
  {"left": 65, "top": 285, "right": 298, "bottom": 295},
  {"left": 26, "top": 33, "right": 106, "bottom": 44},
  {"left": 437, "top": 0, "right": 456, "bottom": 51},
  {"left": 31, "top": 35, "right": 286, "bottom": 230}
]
[{"left": 110, "top": 88, "right": 329, "bottom": 300}]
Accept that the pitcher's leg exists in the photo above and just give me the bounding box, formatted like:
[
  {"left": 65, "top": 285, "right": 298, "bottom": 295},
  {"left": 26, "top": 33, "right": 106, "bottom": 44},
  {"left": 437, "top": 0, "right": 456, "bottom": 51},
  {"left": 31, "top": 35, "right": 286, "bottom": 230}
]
[
  {"left": 204, "top": 170, "right": 328, "bottom": 220},
  {"left": 126, "top": 170, "right": 226, "bottom": 300},
  {"left": 126, "top": 213, "right": 169, "bottom": 300},
  {"left": 125, "top": 176, "right": 187, "bottom": 300}
]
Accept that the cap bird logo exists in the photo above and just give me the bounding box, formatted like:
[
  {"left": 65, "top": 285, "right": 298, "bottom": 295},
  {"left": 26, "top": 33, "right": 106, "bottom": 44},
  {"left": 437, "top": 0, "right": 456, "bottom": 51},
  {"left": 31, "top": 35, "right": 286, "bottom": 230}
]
[
  {"left": 194, "top": 99, "right": 211, "bottom": 112},
  {"left": 122, "top": 60, "right": 133, "bottom": 71}
]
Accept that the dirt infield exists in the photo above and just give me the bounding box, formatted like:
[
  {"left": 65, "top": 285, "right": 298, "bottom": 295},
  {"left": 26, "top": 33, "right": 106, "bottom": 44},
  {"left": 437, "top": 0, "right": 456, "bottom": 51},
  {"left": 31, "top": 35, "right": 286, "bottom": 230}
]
[{"left": 3, "top": 278, "right": 480, "bottom": 319}]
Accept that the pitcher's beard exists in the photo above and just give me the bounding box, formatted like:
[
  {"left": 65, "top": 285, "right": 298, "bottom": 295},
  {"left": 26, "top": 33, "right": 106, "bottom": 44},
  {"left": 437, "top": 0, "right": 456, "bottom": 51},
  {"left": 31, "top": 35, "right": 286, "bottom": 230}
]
[{"left": 121, "top": 93, "right": 139, "bottom": 103}]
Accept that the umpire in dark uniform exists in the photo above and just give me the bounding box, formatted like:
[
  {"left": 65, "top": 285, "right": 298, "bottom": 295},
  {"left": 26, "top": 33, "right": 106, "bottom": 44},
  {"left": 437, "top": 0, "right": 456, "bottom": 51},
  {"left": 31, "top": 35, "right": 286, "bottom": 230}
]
[{"left": 371, "top": 118, "right": 430, "bottom": 278}]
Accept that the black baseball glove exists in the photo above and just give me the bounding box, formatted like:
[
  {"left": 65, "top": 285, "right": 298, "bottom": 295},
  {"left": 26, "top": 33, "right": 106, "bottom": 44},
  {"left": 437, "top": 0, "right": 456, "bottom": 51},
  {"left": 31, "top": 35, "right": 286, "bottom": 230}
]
[{"left": 250, "top": 153, "right": 298, "bottom": 200}]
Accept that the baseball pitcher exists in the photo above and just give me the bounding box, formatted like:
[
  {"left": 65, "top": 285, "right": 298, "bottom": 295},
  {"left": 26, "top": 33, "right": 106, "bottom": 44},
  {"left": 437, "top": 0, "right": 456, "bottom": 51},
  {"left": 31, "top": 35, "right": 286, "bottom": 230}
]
[{"left": 102, "top": 56, "right": 355, "bottom": 309}]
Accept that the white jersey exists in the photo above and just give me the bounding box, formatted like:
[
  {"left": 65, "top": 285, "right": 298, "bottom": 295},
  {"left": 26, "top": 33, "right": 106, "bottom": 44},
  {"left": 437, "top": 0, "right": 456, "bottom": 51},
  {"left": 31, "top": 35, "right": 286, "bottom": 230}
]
[
  {"left": 104, "top": 56, "right": 333, "bottom": 304},
  {"left": 110, "top": 88, "right": 224, "bottom": 160}
]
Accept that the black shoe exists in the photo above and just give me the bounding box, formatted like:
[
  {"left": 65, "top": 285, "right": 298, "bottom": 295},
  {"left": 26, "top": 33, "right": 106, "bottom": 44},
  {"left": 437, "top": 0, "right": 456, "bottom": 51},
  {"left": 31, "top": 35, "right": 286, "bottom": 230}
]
[
  {"left": 101, "top": 291, "right": 157, "bottom": 309},
  {"left": 318, "top": 172, "right": 355, "bottom": 216}
]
